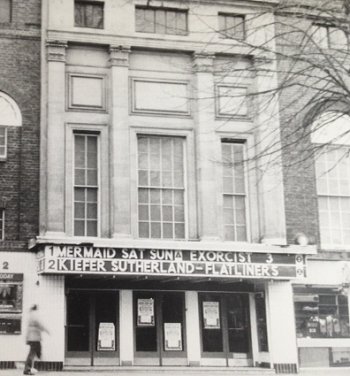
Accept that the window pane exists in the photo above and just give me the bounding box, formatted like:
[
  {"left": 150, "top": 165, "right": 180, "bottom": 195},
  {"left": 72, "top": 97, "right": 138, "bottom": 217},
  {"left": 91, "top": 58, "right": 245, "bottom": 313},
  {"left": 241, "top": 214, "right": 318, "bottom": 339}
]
[
  {"left": 139, "top": 222, "right": 149, "bottom": 238},
  {"left": 139, "top": 188, "right": 149, "bottom": 203},
  {"left": 87, "top": 189, "right": 97, "bottom": 202},
  {"left": 87, "top": 220, "right": 97, "bottom": 236},
  {"left": 87, "top": 169, "right": 98, "bottom": 185},
  {"left": 162, "top": 206, "right": 173, "bottom": 221},
  {"left": 155, "top": 9, "right": 166, "bottom": 34},
  {"left": 74, "top": 203, "right": 85, "bottom": 219},
  {"left": 0, "top": 0, "right": 11, "bottom": 23},
  {"left": 175, "top": 223, "right": 185, "bottom": 239},
  {"left": 139, "top": 205, "right": 149, "bottom": 221},
  {"left": 135, "top": 8, "right": 146, "bottom": 32},
  {"left": 75, "top": 187, "right": 85, "bottom": 202},
  {"left": 151, "top": 222, "right": 161, "bottom": 238},
  {"left": 74, "top": 220, "right": 85, "bottom": 236},
  {"left": 175, "top": 206, "right": 184, "bottom": 222},
  {"left": 144, "top": 9, "right": 155, "bottom": 33},
  {"left": 176, "top": 11, "right": 187, "bottom": 35},
  {"left": 139, "top": 170, "right": 149, "bottom": 186},
  {"left": 166, "top": 11, "right": 176, "bottom": 34},
  {"left": 87, "top": 203, "right": 97, "bottom": 219},
  {"left": 150, "top": 205, "right": 161, "bottom": 221},
  {"left": 163, "top": 223, "right": 173, "bottom": 238}
]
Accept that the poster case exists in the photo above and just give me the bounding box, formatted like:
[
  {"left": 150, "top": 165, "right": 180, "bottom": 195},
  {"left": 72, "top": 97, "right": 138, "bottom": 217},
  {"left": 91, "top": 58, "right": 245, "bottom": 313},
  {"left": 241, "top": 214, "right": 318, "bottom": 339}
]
[
  {"left": 97, "top": 322, "right": 115, "bottom": 351},
  {"left": 203, "top": 301, "right": 220, "bottom": 329},
  {"left": 164, "top": 322, "right": 182, "bottom": 351},
  {"left": 137, "top": 298, "right": 155, "bottom": 326}
]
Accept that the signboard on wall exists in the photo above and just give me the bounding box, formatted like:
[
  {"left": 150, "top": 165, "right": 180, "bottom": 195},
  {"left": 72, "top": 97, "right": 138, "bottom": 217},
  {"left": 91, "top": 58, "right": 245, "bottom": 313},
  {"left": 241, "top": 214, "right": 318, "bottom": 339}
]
[
  {"left": 137, "top": 298, "right": 155, "bottom": 326},
  {"left": 37, "top": 245, "right": 307, "bottom": 280}
]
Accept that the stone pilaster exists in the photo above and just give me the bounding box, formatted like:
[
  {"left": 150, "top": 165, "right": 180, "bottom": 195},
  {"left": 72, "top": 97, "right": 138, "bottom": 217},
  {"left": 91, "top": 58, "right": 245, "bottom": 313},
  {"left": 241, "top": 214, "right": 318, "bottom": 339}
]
[
  {"left": 45, "top": 40, "right": 67, "bottom": 236},
  {"left": 192, "top": 52, "right": 219, "bottom": 241},
  {"left": 253, "top": 55, "right": 287, "bottom": 245},
  {"left": 109, "top": 46, "right": 132, "bottom": 238}
]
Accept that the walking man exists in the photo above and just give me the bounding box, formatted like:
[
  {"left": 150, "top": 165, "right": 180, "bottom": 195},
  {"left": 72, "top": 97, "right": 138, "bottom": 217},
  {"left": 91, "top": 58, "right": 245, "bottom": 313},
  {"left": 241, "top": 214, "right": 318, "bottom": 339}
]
[{"left": 24, "top": 305, "right": 50, "bottom": 375}]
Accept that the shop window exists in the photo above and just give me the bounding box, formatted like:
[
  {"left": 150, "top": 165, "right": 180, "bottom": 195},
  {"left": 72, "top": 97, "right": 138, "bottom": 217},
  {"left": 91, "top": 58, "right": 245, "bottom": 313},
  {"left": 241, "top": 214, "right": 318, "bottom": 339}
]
[
  {"left": 75, "top": 1, "right": 104, "bottom": 29},
  {"left": 0, "top": 273, "right": 23, "bottom": 334},
  {"left": 311, "top": 24, "right": 347, "bottom": 49},
  {"left": 294, "top": 287, "right": 350, "bottom": 338},
  {"left": 312, "top": 112, "right": 350, "bottom": 248},
  {"left": 0, "top": 0, "right": 11, "bottom": 23},
  {"left": 222, "top": 140, "right": 247, "bottom": 241},
  {"left": 137, "top": 135, "right": 185, "bottom": 239},
  {"left": 135, "top": 6, "right": 188, "bottom": 35},
  {"left": 73, "top": 133, "right": 99, "bottom": 237},
  {"left": 218, "top": 13, "right": 245, "bottom": 40}
]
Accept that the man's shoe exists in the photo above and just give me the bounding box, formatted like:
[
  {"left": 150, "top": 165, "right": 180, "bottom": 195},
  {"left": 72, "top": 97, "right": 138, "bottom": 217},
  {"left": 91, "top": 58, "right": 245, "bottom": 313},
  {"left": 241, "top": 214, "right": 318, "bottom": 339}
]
[{"left": 30, "top": 368, "right": 38, "bottom": 374}]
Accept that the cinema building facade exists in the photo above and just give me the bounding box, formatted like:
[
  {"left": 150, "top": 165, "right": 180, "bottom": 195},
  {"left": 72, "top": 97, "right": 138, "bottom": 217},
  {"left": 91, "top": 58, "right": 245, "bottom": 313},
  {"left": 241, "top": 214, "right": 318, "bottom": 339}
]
[{"left": 0, "top": 0, "right": 326, "bottom": 373}]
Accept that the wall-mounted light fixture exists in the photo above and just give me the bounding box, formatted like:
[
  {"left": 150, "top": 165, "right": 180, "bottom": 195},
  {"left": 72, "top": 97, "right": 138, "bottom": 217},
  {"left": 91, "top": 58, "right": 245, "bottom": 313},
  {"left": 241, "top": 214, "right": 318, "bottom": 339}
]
[{"left": 294, "top": 232, "right": 309, "bottom": 246}]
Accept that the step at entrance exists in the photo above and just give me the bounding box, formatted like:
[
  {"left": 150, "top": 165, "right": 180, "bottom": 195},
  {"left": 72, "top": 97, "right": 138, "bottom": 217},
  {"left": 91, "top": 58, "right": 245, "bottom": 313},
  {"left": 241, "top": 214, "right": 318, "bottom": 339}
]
[{"left": 63, "top": 366, "right": 276, "bottom": 375}]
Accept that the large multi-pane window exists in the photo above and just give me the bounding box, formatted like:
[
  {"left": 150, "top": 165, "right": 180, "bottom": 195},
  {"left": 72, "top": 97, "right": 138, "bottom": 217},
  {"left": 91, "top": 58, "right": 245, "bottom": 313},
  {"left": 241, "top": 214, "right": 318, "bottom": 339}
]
[
  {"left": 74, "top": 133, "right": 98, "bottom": 237},
  {"left": 0, "top": 0, "right": 11, "bottom": 23},
  {"left": 222, "top": 141, "right": 247, "bottom": 241},
  {"left": 218, "top": 13, "right": 245, "bottom": 40},
  {"left": 137, "top": 135, "right": 185, "bottom": 239},
  {"left": 316, "top": 147, "right": 350, "bottom": 246},
  {"left": 74, "top": 1, "right": 104, "bottom": 29},
  {"left": 135, "top": 6, "right": 188, "bottom": 36},
  {"left": 312, "top": 112, "right": 350, "bottom": 248}
]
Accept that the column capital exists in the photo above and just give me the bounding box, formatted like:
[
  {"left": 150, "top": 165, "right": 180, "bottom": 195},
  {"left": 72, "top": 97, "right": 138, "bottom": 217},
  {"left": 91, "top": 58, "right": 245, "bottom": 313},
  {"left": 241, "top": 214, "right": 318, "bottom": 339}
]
[
  {"left": 192, "top": 52, "right": 215, "bottom": 73},
  {"left": 46, "top": 40, "right": 67, "bottom": 63},
  {"left": 109, "top": 45, "right": 131, "bottom": 67}
]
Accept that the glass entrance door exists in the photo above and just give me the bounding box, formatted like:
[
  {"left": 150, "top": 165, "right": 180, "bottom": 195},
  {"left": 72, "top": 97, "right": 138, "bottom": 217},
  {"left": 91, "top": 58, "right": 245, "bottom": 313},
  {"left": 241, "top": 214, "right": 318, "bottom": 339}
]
[
  {"left": 199, "top": 293, "right": 252, "bottom": 366},
  {"left": 66, "top": 290, "right": 119, "bottom": 366},
  {"left": 134, "top": 291, "right": 186, "bottom": 366}
]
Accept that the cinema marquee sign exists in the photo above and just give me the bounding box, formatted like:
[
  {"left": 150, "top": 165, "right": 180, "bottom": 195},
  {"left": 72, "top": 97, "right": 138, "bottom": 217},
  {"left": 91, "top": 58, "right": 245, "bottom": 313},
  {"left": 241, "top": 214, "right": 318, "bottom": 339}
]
[{"left": 37, "top": 245, "right": 306, "bottom": 280}]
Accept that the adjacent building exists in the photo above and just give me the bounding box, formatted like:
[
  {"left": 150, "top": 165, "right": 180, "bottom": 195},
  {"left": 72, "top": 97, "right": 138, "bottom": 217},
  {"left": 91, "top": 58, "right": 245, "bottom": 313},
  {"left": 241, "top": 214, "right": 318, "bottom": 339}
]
[{"left": 0, "top": 0, "right": 41, "bottom": 369}]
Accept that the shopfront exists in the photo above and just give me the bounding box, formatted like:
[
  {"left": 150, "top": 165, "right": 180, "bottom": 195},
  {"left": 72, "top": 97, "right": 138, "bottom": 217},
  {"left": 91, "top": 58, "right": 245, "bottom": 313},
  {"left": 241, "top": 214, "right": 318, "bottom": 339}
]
[
  {"left": 35, "top": 241, "right": 313, "bottom": 371},
  {"left": 293, "top": 259, "right": 350, "bottom": 368}
]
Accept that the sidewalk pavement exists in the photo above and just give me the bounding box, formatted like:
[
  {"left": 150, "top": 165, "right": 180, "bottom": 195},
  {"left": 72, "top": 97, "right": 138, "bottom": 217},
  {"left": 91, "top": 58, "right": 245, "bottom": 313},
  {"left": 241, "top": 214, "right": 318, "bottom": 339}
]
[{"left": 1, "top": 368, "right": 350, "bottom": 376}]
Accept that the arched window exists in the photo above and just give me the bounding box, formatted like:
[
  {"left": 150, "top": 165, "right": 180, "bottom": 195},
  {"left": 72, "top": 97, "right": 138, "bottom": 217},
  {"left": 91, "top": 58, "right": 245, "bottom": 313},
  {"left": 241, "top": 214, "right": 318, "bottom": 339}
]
[
  {"left": 0, "top": 91, "right": 22, "bottom": 159},
  {"left": 311, "top": 111, "right": 350, "bottom": 248}
]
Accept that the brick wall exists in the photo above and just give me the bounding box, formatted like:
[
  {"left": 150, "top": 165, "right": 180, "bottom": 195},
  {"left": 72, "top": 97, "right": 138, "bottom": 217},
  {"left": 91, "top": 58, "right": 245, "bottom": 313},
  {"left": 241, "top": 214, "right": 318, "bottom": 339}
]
[
  {"left": 0, "top": 0, "right": 41, "bottom": 246},
  {"left": 275, "top": 16, "right": 320, "bottom": 246}
]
